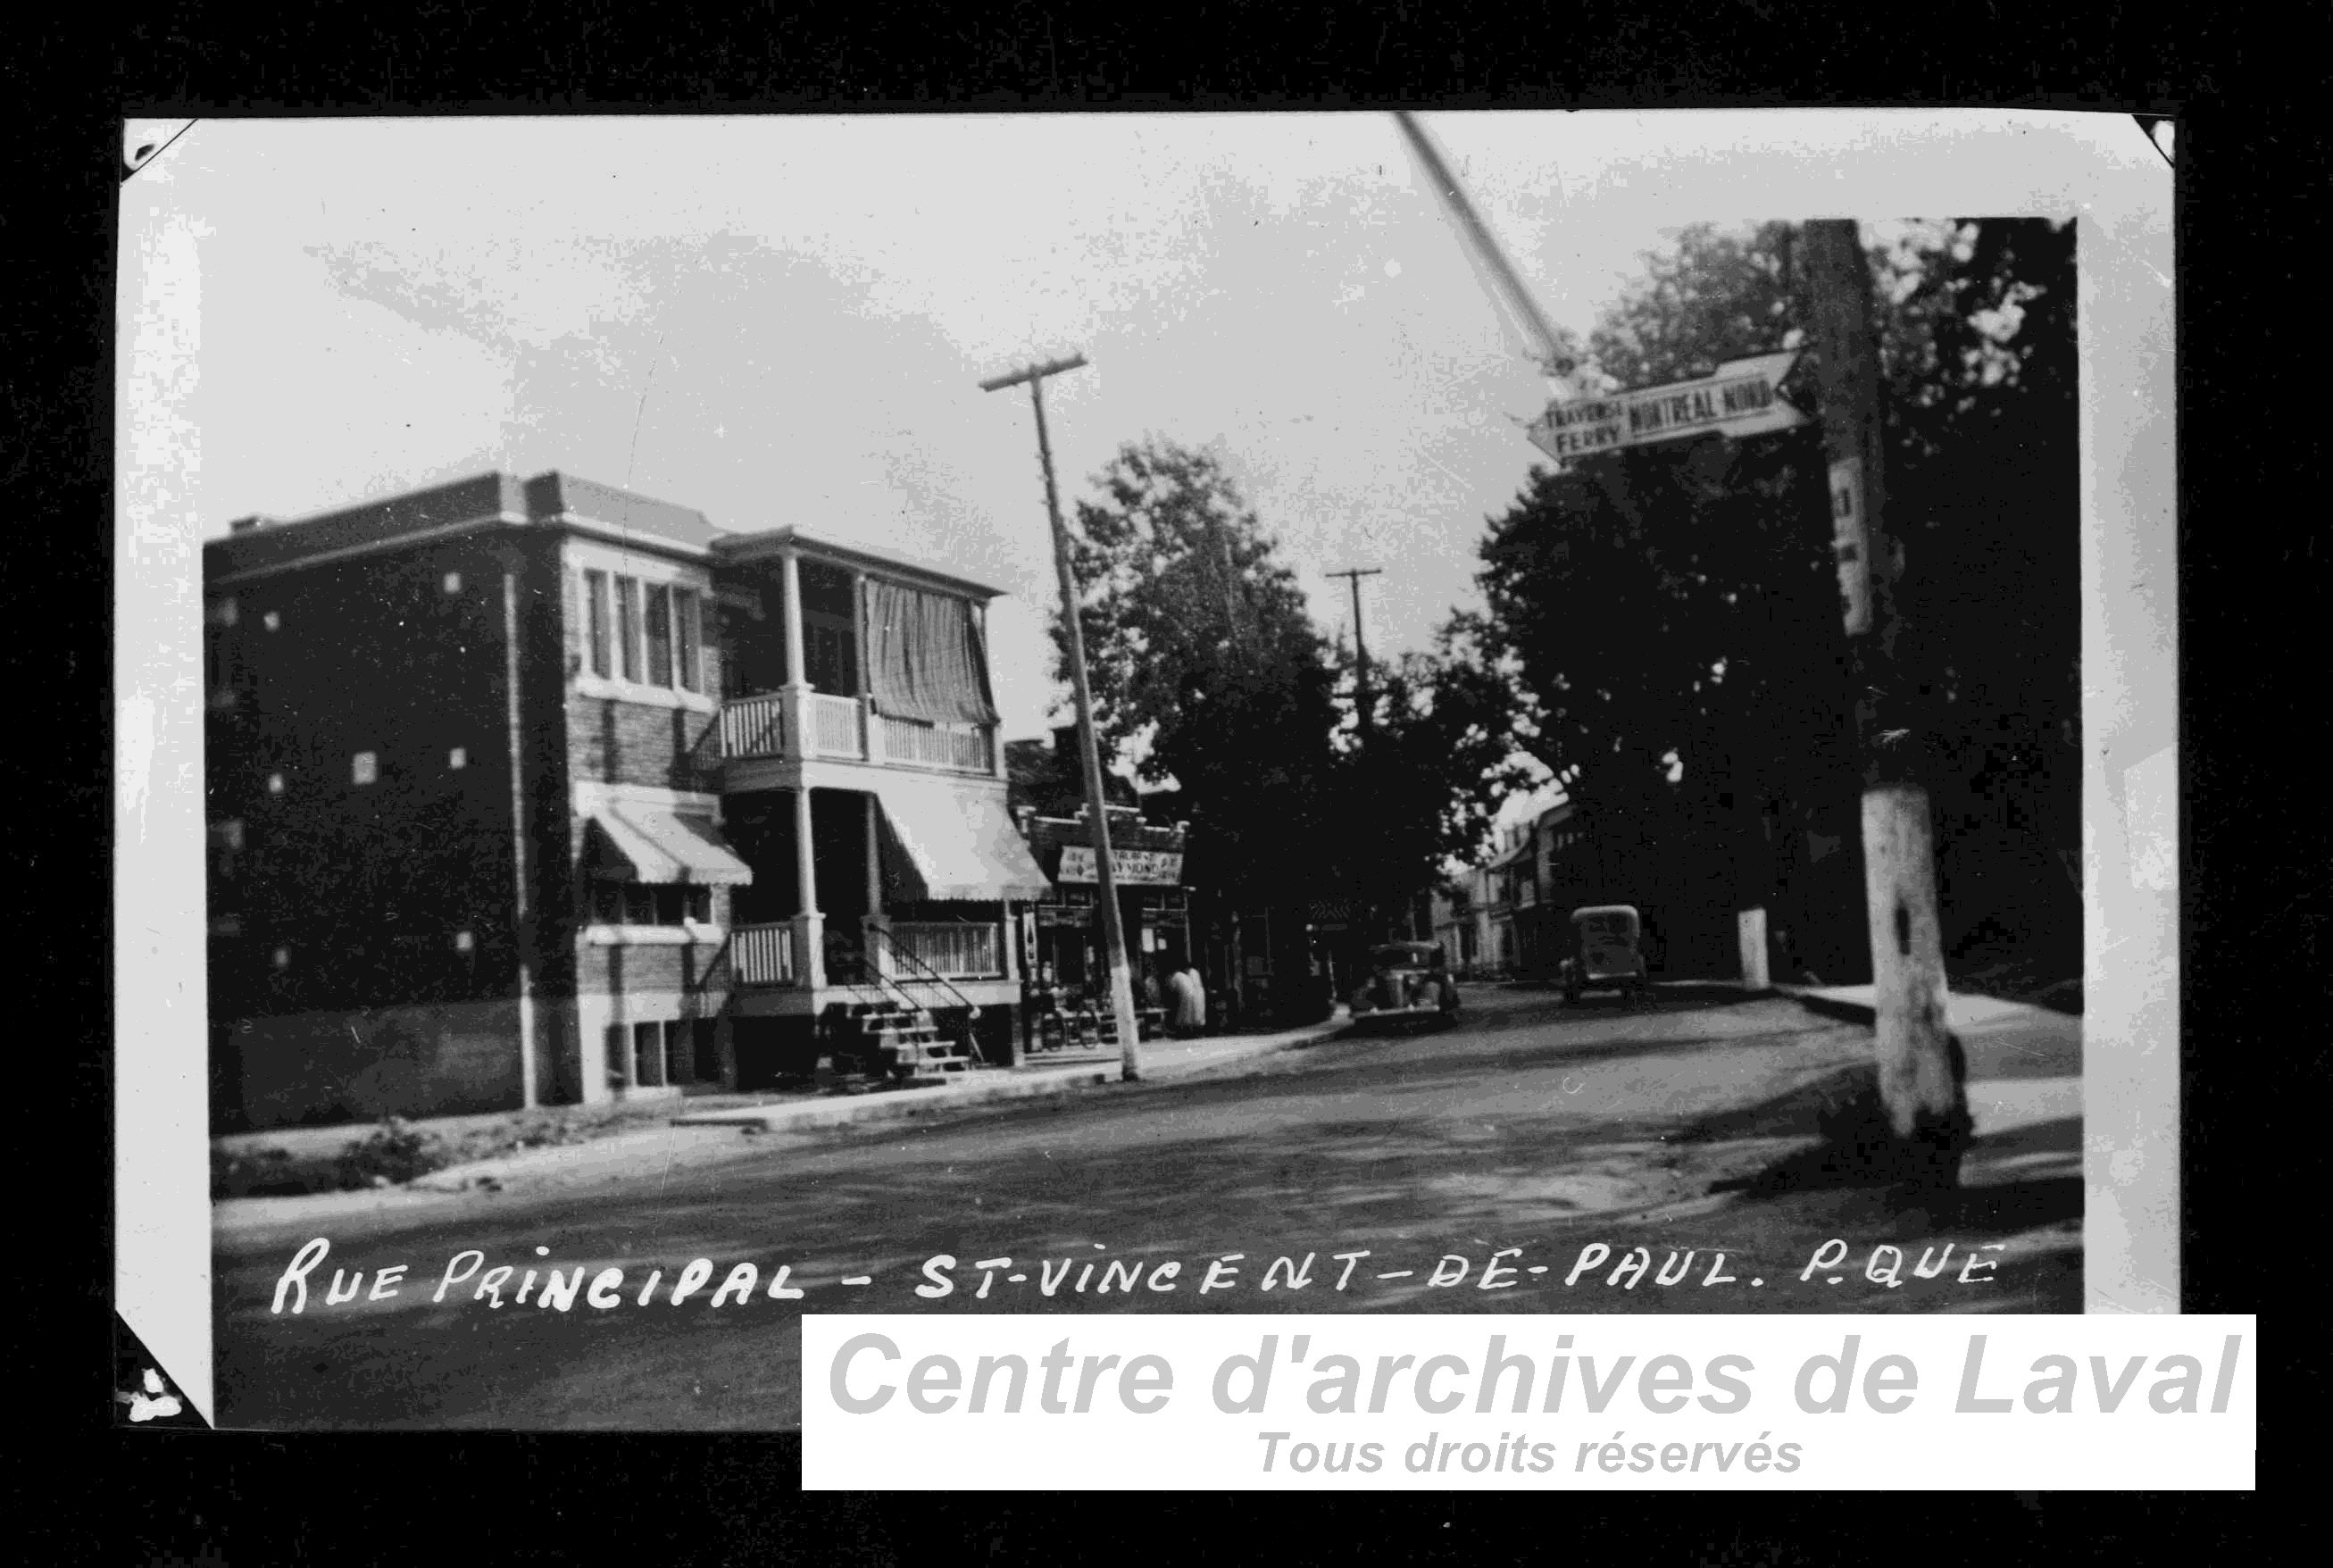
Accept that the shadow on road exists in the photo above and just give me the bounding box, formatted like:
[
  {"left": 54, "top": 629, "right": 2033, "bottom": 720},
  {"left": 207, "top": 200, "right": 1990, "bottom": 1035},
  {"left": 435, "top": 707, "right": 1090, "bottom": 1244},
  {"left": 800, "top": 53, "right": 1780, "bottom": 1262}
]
[{"left": 1686, "top": 1059, "right": 2082, "bottom": 1240}]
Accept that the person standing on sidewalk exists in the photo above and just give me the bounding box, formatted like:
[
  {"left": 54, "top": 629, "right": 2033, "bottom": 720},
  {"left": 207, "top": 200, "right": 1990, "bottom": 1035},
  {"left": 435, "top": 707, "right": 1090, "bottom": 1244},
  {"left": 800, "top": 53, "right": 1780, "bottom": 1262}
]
[{"left": 1169, "top": 963, "right": 1207, "bottom": 1038}]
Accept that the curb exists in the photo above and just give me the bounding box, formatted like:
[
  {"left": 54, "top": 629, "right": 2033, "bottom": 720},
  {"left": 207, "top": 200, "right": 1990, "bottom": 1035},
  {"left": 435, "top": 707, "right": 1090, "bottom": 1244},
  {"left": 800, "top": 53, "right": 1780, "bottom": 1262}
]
[
  {"left": 663, "top": 1064, "right": 1117, "bottom": 1135},
  {"left": 667, "top": 1014, "right": 1354, "bottom": 1135},
  {"left": 1771, "top": 987, "right": 1879, "bottom": 1028},
  {"left": 218, "top": 1017, "right": 1352, "bottom": 1215}
]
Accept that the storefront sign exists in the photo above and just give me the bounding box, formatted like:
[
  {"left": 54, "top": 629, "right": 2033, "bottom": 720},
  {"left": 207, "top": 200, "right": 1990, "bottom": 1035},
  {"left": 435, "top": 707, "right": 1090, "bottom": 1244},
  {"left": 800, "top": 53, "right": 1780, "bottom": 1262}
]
[{"left": 1057, "top": 846, "right": 1185, "bottom": 886}]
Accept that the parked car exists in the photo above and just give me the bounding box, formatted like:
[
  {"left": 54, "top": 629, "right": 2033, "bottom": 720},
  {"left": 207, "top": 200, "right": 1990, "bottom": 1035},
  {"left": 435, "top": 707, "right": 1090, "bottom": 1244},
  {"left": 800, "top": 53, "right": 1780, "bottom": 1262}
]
[
  {"left": 1348, "top": 942, "right": 1462, "bottom": 1031},
  {"left": 1560, "top": 905, "right": 1651, "bottom": 1006}
]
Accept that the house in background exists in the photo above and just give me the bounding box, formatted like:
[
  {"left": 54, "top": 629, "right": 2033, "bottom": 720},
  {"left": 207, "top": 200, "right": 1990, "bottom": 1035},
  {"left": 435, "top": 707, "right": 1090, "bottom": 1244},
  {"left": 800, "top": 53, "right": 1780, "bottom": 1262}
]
[
  {"left": 205, "top": 470, "right": 1050, "bottom": 1132},
  {"left": 1429, "top": 797, "right": 1606, "bottom": 982}
]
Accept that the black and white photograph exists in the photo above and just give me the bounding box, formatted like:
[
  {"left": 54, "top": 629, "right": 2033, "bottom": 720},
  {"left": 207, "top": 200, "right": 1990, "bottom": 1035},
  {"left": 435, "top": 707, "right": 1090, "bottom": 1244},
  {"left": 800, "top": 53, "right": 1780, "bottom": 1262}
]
[{"left": 114, "top": 109, "right": 2176, "bottom": 1435}]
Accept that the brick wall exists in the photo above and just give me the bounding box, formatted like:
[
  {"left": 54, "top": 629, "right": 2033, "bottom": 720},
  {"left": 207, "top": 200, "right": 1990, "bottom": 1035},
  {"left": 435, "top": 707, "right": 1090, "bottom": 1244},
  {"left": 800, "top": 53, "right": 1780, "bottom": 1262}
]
[
  {"left": 205, "top": 534, "right": 546, "bottom": 1021},
  {"left": 566, "top": 694, "right": 723, "bottom": 792},
  {"left": 577, "top": 938, "right": 735, "bottom": 998}
]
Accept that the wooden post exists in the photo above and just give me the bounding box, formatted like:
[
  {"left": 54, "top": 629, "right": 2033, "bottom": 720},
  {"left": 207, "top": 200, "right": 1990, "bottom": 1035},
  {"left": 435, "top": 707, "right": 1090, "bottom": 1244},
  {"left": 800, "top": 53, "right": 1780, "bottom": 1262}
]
[
  {"left": 1803, "top": 218, "right": 1970, "bottom": 1187},
  {"left": 981, "top": 354, "right": 1146, "bottom": 1080}
]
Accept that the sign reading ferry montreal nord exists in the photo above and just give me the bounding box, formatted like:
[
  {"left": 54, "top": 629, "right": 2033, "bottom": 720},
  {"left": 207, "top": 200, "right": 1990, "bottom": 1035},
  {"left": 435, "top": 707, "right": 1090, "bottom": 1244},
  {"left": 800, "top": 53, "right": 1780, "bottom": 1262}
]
[
  {"left": 1057, "top": 847, "right": 1185, "bottom": 887},
  {"left": 1525, "top": 350, "right": 1805, "bottom": 462}
]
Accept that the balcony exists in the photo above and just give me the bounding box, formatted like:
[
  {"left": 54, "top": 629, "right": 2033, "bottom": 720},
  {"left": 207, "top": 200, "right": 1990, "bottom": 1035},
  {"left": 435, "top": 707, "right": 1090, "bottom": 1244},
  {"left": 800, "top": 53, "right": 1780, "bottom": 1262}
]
[{"left": 715, "top": 690, "right": 996, "bottom": 776}]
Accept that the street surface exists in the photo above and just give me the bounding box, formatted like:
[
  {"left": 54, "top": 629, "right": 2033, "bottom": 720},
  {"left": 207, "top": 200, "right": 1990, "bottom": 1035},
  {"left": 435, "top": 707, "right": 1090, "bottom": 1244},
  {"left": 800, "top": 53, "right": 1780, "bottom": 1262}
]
[{"left": 213, "top": 988, "right": 2080, "bottom": 1429}]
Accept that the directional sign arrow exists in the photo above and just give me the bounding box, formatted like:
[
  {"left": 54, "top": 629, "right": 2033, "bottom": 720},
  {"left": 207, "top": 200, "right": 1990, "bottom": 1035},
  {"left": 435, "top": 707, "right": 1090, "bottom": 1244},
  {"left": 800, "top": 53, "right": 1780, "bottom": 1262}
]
[{"left": 1525, "top": 350, "right": 1806, "bottom": 463}]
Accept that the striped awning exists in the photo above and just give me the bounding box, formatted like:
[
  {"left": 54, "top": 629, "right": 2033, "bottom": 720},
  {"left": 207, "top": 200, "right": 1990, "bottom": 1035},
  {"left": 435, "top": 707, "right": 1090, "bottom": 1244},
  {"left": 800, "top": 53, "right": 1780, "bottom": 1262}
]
[
  {"left": 873, "top": 775, "right": 1050, "bottom": 903},
  {"left": 584, "top": 805, "right": 754, "bottom": 886}
]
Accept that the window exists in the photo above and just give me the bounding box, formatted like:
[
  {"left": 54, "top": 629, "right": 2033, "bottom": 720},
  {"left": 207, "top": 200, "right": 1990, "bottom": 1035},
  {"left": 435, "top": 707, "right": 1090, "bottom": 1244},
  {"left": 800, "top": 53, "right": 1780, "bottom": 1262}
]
[
  {"left": 632, "top": 1022, "right": 667, "bottom": 1088},
  {"left": 593, "top": 881, "right": 712, "bottom": 928},
  {"left": 623, "top": 883, "right": 658, "bottom": 926},
  {"left": 691, "top": 1019, "right": 719, "bottom": 1082},
  {"left": 447, "top": 747, "right": 467, "bottom": 771},
  {"left": 674, "top": 589, "right": 702, "bottom": 693},
  {"left": 352, "top": 751, "right": 379, "bottom": 786},
  {"left": 584, "top": 571, "right": 612, "bottom": 678},
  {"left": 805, "top": 621, "right": 856, "bottom": 696},
  {"left": 615, "top": 577, "right": 641, "bottom": 680},
  {"left": 645, "top": 585, "right": 673, "bottom": 687}
]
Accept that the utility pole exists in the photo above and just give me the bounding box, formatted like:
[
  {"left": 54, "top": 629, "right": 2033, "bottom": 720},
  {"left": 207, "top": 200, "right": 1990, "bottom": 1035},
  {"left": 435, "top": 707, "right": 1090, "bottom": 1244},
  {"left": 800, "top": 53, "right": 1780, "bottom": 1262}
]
[
  {"left": 1327, "top": 566, "right": 1383, "bottom": 739},
  {"left": 980, "top": 354, "right": 1145, "bottom": 1081},
  {"left": 1802, "top": 219, "right": 1970, "bottom": 1189}
]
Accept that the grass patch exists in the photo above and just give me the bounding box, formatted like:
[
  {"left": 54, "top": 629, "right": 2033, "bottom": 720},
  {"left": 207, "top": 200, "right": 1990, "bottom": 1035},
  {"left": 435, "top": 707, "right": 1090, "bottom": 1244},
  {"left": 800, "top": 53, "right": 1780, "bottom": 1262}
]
[{"left": 212, "top": 1103, "right": 687, "bottom": 1199}]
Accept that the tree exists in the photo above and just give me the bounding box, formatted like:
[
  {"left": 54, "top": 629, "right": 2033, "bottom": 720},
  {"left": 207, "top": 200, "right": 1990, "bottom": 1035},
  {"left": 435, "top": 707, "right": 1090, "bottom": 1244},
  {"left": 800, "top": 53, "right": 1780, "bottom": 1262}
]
[
  {"left": 1477, "top": 219, "right": 2082, "bottom": 980},
  {"left": 1322, "top": 613, "right": 1532, "bottom": 934},
  {"left": 1056, "top": 440, "right": 1345, "bottom": 910}
]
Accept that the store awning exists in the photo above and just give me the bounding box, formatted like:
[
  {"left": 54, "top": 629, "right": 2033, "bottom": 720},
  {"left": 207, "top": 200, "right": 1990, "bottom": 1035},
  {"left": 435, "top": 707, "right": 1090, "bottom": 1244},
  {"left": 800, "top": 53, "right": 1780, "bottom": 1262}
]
[
  {"left": 584, "top": 804, "right": 754, "bottom": 886},
  {"left": 872, "top": 775, "right": 1051, "bottom": 903}
]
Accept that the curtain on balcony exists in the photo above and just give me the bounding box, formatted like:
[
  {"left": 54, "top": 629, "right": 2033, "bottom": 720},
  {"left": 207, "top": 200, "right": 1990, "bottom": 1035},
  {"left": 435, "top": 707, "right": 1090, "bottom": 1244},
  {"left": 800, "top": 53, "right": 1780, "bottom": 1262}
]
[{"left": 862, "top": 580, "right": 1000, "bottom": 726}]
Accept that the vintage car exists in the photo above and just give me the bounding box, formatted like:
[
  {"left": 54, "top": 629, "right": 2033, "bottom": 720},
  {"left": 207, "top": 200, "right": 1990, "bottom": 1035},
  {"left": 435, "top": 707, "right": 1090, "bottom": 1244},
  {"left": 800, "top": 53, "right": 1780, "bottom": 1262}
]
[
  {"left": 1560, "top": 905, "right": 1652, "bottom": 1005},
  {"left": 1348, "top": 941, "right": 1462, "bottom": 1030}
]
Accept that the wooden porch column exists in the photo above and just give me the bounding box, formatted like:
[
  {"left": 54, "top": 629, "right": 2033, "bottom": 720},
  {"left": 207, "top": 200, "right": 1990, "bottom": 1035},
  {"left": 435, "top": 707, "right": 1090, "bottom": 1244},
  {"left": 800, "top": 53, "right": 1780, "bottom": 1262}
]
[
  {"left": 862, "top": 791, "right": 888, "bottom": 974},
  {"left": 779, "top": 547, "right": 812, "bottom": 760},
  {"left": 853, "top": 569, "right": 880, "bottom": 763},
  {"left": 791, "top": 784, "right": 824, "bottom": 989}
]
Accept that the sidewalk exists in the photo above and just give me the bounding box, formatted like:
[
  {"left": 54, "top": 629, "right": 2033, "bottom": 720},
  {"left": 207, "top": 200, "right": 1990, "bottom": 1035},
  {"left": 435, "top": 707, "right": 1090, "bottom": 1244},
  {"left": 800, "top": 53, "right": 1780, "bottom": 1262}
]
[
  {"left": 213, "top": 1010, "right": 1355, "bottom": 1214},
  {"left": 1733, "top": 980, "right": 2082, "bottom": 1188}
]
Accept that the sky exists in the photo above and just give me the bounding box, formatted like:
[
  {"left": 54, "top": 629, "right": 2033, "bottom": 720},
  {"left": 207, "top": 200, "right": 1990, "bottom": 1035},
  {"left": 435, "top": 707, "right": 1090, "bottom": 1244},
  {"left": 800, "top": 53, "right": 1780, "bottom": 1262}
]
[{"left": 120, "top": 111, "right": 2161, "bottom": 829}]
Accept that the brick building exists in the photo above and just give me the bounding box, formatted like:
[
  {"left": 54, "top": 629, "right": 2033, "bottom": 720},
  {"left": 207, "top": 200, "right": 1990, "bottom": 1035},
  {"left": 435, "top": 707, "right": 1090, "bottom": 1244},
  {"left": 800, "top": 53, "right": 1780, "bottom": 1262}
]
[{"left": 205, "top": 471, "right": 1050, "bottom": 1131}]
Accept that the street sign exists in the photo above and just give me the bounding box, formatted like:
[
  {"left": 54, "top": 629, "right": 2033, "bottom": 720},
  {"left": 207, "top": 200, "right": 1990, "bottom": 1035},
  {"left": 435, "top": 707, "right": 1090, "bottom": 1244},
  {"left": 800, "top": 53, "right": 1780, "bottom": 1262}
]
[{"left": 1525, "top": 350, "right": 1805, "bottom": 462}]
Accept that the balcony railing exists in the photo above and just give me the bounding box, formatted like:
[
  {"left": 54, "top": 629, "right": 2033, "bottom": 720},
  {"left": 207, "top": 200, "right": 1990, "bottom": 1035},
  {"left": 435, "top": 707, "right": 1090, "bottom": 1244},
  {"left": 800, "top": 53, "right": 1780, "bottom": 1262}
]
[
  {"left": 810, "top": 693, "right": 865, "bottom": 759},
  {"left": 720, "top": 694, "right": 787, "bottom": 761},
  {"left": 732, "top": 922, "right": 796, "bottom": 987},
  {"left": 881, "top": 921, "right": 1003, "bottom": 980},
  {"left": 876, "top": 713, "right": 993, "bottom": 775},
  {"left": 713, "top": 691, "right": 997, "bottom": 776}
]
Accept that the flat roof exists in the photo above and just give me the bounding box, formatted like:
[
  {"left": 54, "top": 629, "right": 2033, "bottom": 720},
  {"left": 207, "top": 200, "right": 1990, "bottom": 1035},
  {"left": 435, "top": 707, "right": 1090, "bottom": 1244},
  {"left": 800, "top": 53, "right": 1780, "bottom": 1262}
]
[
  {"left": 715, "top": 526, "right": 1006, "bottom": 601},
  {"left": 203, "top": 471, "right": 1006, "bottom": 598}
]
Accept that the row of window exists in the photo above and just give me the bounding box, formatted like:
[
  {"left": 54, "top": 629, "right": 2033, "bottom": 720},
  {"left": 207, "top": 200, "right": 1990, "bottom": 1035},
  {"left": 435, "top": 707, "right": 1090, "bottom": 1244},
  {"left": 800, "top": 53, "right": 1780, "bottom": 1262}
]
[
  {"left": 247, "top": 746, "right": 471, "bottom": 797},
  {"left": 583, "top": 571, "right": 704, "bottom": 693},
  {"left": 205, "top": 576, "right": 468, "bottom": 699},
  {"left": 228, "top": 931, "right": 478, "bottom": 963},
  {"left": 588, "top": 882, "right": 714, "bottom": 928},
  {"left": 208, "top": 576, "right": 466, "bottom": 630},
  {"left": 611, "top": 1018, "right": 719, "bottom": 1089}
]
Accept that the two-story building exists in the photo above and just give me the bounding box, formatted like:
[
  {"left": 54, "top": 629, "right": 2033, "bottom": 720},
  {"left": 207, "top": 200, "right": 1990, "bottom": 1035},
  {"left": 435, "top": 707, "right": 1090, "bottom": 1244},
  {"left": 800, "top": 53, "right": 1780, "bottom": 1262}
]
[
  {"left": 1429, "top": 798, "right": 1609, "bottom": 982},
  {"left": 205, "top": 470, "right": 1051, "bottom": 1131}
]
